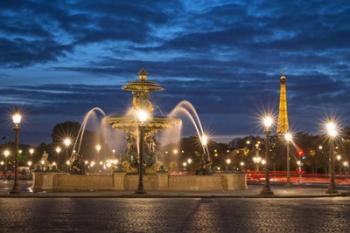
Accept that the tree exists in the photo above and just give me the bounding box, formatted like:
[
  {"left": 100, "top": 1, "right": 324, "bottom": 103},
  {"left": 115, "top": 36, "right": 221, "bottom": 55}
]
[{"left": 51, "top": 121, "right": 81, "bottom": 144}]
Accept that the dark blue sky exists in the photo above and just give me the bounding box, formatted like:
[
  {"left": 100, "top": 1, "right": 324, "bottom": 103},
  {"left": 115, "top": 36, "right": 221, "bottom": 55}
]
[{"left": 0, "top": 0, "right": 350, "bottom": 144}]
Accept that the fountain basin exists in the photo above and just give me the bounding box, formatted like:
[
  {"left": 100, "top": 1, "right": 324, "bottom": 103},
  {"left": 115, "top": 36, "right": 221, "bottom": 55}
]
[
  {"left": 32, "top": 172, "right": 247, "bottom": 192},
  {"left": 106, "top": 116, "right": 181, "bottom": 131}
]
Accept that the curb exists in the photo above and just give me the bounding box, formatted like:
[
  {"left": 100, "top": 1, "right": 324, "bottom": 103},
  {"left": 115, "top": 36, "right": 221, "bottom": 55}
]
[{"left": 0, "top": 193, "right": 348, "bottom": 199}]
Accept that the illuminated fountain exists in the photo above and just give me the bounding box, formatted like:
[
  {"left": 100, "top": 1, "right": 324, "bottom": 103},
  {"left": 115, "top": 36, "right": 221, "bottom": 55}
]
[
  {"left": 106, "top": 69, "right": 181, "bottom": 172},
  {"left": 33, "top": 69, "right": 247, "bottom": 192}
]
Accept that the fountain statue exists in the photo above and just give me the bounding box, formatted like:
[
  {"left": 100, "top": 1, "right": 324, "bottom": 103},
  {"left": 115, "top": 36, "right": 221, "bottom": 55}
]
[{"left": 106, "top": 69, "right": 181, "bottom": 172}]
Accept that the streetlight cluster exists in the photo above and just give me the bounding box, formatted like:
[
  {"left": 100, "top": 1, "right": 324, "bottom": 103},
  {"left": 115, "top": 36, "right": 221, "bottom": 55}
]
[{"left": 258, "top": 113, "right": 344, "bottom": 195}]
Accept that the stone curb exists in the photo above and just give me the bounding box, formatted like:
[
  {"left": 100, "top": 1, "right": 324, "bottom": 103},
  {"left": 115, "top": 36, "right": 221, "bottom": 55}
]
[{"left": 0, "top": 193, "right": 348, "bottom": 199}]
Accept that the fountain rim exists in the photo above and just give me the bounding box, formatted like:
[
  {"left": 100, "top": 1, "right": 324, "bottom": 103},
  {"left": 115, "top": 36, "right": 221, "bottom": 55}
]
[
  {"left": 106, "top": 115, "right": 181, "bottom": 129},
  {"left": 122, "top": 80, "right": 164, "bottom": 92}
]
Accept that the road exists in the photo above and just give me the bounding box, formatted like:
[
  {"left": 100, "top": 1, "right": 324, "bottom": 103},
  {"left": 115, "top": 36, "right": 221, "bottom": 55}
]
[{"left": 0, "top": 197, "right": 349, "bottom": 233}]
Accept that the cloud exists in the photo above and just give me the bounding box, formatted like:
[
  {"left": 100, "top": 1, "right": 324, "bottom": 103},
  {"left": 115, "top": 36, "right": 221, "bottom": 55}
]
[{"left": 0, "top": 0, "right": 350, "bottom": 142}]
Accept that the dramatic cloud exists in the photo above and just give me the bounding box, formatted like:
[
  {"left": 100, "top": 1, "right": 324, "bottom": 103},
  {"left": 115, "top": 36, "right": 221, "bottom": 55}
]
[{"left": 0, "top": 0, "right": 349, "bottom": 143}]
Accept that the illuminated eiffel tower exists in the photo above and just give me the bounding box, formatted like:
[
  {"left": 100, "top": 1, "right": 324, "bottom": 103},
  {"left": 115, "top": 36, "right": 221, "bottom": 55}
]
[{"left": 277, "top": 74, "right": 289, "bottom": 134}]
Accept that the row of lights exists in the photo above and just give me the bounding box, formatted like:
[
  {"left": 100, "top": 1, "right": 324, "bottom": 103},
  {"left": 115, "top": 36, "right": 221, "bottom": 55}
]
[
  {"left": 260, "top": 114, "right": 344, "bottom": 194},
  {"left": 2, "top": 148, "right": 35, "bottom": 157}
]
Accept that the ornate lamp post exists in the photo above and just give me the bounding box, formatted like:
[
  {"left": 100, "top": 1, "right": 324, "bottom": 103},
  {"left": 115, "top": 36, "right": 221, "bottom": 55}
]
[
  {"left": 63, "top": 137, "right": 71, "bottom": 171},
  {"left": 10, "top": 112, "right": 22, "bottom": 194},
  {"left": 135, "top": 109, "right": 149, "bottom": 194},
  {"left": 284, "top": 132, "right": 293, "bottom": 186},
  {"left": 199, "top": 133, "right": 211, "bottom": 174},
  {"left": 260, "top": 115, "right": 274, "bottom": 195},
  {"left": 325, "top": 121, "right": 338, "bottom": 194}
]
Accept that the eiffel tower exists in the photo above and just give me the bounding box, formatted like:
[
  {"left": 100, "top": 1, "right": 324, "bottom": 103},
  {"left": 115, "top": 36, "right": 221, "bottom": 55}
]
[{"left": 277, "top": 74, "right": 289, "bottom": 134}]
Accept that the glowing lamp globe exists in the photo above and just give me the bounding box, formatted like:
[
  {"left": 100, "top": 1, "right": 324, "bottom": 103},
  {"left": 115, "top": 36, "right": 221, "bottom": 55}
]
[
  {"left": 200, "top": 134, "right": 208, "bottom": 146},
  {"left": 55, "top": 146, "right": 62, "bottom": 154},
  {"left": 284, "top": 132, "right": 293, "bottom": 142},
  {"left": 136, "top": 109, "right": 149, "bottom": 123},
  {"left": 95, "top": 144, "right": 102, "bottom": 152},
  {"left": 12, "top": 113, "right": 22, "bottom": 125},
  {"left": 3, "top": 149, "right": 10, "bottom": 157},
  {"left": 325, "top": 121, "right": 338, "bottom": 138},
  {"left": 262, "top": 116, "right": 273, "bottom": 129},
  {"left": 63, "top": 137, "right": 72, "bottom": 147}
]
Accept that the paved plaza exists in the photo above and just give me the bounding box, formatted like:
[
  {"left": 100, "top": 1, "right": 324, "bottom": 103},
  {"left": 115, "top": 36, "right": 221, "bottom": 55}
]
[
  {"left": 1, "top": 197, "right": 350, "bottom": 233},
  {"left": 1, "top": 180, "right": 350, "bottom": 232}
]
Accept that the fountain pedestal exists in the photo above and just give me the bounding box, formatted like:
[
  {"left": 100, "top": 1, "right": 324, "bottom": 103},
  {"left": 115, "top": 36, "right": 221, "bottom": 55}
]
[{"left": 32, "top": 172, "right": 247, "bottom": 192}]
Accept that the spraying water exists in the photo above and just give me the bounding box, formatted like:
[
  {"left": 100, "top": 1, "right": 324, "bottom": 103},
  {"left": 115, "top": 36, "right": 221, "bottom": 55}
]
[
  {"left": 73, "top": 107, "right": 106, "bottom": 155},
  {"left": 167, "top": 100, "right": 209, "bottom": 155}
]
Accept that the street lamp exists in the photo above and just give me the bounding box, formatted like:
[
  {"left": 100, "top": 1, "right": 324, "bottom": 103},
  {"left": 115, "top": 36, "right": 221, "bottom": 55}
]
[
  {"left": 225, "top": 158, "right": 231, "bottom": 171},
  {"left": 29, "top": 148, "right": 35, "bottom": 156},
  {"left": 63, "top": 137, "right": 72, "bottom": 147},
  {"left": 95, "top": 144, "right": 102, "bottom": 153},
  {"left": 182, "top": 161, "right": 187, "bottom": 171},
  {"left": 10, "top": 112, "right": 22, "bottom": 194},
  {"left": 260, "top": 115, "right": 274, "bottom": 195},
  {"left": 135, "top": 109, "right": 149, "bottom": 194},
  {"left": 284, "top": 132, "right": 293, "bottom": 186},
  {"left": 336, "top": 155, "right": 342, "bottom": 174},
  {"left": 296, "top": 160, "right": 303, "bottom": 183},
  {"left": 187, "top": 158, "right": 192, "bottom": 164},
  {"left": 55, "top": 146, "right": 62, "bottom": 154},
  {"left": 325, "top": 120, "right": 338, "bottom": 194},
  {"left": 62, "top": 137, "right": 72, "bottom": 170},
  {"left": 253, "top": 155, "right": 262, "bottom": 171},
  {"left": 199, "top": 133, "right": 211, "bottom": 174},
  {"left": 3, "top": 149, "right": 10, "bottom": 171}
]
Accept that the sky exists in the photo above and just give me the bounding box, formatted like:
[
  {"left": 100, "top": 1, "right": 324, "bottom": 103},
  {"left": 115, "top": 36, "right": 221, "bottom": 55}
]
[{"left": 0, "top": 0, "right": 350, "bottom": 144}]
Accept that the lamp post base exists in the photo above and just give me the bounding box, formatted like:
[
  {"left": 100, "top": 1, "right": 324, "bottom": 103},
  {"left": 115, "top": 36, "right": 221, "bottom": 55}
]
[
  {"left": 326, "top": 186, "right": 338, "bottom": 194},
  {"left": 135, "top": 189, "right": 146, "bottom": 194},
  {"left": 9, "top": 186, "right": 20, "bottom": 195},
  {"left": 260, "top": 186, "right": 274, "bottom": 195}
]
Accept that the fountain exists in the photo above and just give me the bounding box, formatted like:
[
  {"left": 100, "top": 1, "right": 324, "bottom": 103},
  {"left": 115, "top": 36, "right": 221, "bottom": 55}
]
[
  {"left": 32, "top": 70, "right": 247, "bottom": 192},
  {"left": 106, "top": 69, "right": 181, "bottom": 172}
]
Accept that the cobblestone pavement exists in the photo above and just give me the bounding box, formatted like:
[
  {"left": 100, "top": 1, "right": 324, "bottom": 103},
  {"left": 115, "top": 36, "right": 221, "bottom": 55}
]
[{"left": 0, "top": 197, "right": 349, "bottom": 233}]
